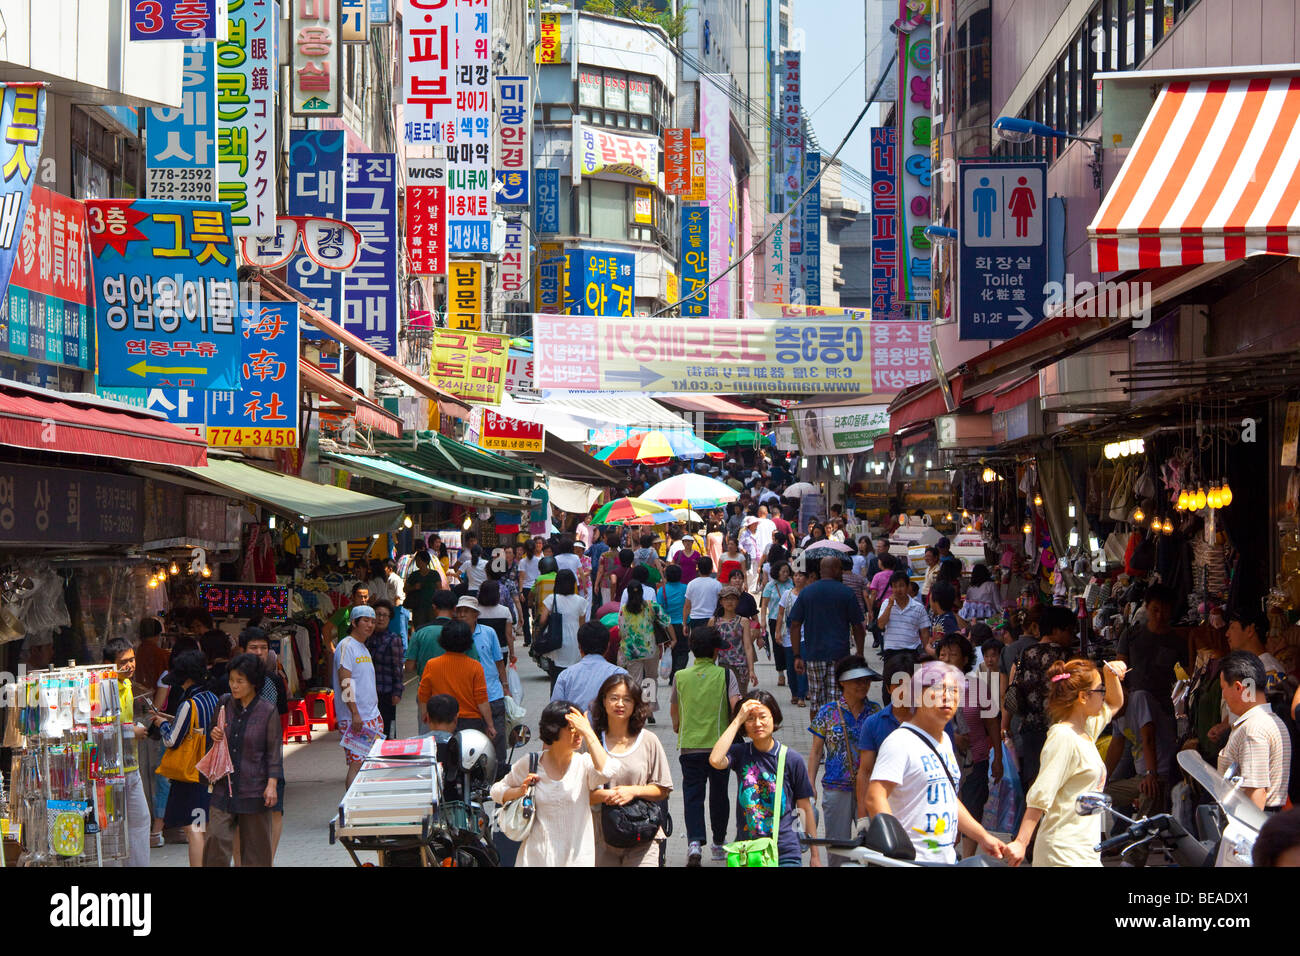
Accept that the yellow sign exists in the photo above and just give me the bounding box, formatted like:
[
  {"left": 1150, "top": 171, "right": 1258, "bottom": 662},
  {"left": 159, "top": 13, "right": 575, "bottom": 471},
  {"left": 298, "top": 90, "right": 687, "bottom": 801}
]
[
  {"left": 430, "top": 328, "right": 509, "bottom": 404},
  {"left": 447, "top": 261, "right": 483, "bottom": 330},
  {"left": 687, "top": 136, "right": 706, "bottom": 202},
  {"left": 666, "top": 269, "right": 679, "bottom": 303},
  {"left": 536, "top": 12, "right": 563, "bottom": 63},
  {"left": 634, "top": 186, "right": 653, "bottom": 224},
  {"left": 535, "top": 241, "right": 566, "bottom": 314},
  {"left": 206, "top": 426, "right": 298, "bottom": 448}
]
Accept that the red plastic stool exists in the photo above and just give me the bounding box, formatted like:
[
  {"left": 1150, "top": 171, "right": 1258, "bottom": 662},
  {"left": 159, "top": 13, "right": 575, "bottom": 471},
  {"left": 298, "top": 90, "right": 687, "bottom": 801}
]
[
  {"left": 305, "top": 688, "right": 338, "bottom": 731},
  {"left": 283, "top": 699, "right": 312, "bottom": 743}
]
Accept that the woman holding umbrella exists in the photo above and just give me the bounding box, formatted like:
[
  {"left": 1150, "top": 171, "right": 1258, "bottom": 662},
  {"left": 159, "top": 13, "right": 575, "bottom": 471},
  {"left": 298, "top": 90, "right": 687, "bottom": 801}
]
[{"left": 202, "top": 653, "right": 282, "bottom": 867}]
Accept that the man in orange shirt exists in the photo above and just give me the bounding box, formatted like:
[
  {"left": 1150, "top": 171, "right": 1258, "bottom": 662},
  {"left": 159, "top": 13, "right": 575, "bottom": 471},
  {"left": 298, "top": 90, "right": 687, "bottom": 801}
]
[{"left": 417, "top": 620, "right": 496, "bottom": 738}]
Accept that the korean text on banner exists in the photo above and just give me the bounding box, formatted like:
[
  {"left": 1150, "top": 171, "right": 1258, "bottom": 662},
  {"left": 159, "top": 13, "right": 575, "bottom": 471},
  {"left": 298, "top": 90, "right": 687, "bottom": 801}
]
[
  {"left": 2, "top": 187, "right": 94, "bottom": 370},
  {"left": 344, "top": 153, "right": 398, "bottom": 356},
  {"left": 291, "top": 0, "right": 342, "bottom": 116},
  {"left": 535, "top": 242, "right": 564, "bottom": 315},
  {"left": 570, "top": 250, "right": 633, "bottom": 317},
  {"left": 479, "top": 409, "right": 544, "bottom": 452},
  {"left": 536, "top": 12, "right": 563, "bottom": 63},
  {"left": 86, "top": 199, "right": 241, "bottom": 391},
  {"left": 499, "top": 218, "right": 527, "bottom": 303},
  {"left": 792, "top": 404, "right": 890, "bottom": 456},
  {"left": 430, "top": 328, "right": 507, "bottom": 404},
  {"left": 761, "top": 214, "right": 788, "bottom": 304},
  {"left": 130, "top": 0, "right": 225, "bottom": 40},
  {"left": 97, "top": 387, "right": 206, "bottom": 438},
  {"left": 206, "top": 302, "right": 300, "bottom": 447},
  {"left": 532, "top": 317, "right": 871, "bottom": 395},
  {"left": 495, "top": 75, "right": 530, "bottom": 206},
  {"left": 504, "top": 349, "right": 536, "bottom": 398},
  {"left": 405, "top": 157, "right": 446, "bottom": 276},
  {"left": 447, "top": 261, "right": 483, "bottom": 330},
  {"left": 0, "top": 84, "right": 47, "bottom": 311},
  {"left": 686, "top": 136, "right": 706, "bottom": 202},
  {"left": 0, "top": 463, "right": 143, "bottom": 547},
  {"left": 898, "top": 1, "right": 932, "bottom": 304},
  {"left": 781, "top": 50, "right": 802, "bottom": 216},
  {"left": 218, "top": 1, "right": 276, "bottom": 236},
  {"left": 369, "top": 0, "right": 390, "bottom": 24},
  {"left": 147, "top": 42, "right": 217, "bottom": 202},
  {"left": 535, "top": 168, "right": 560, "bottom": 234},
  {"left": 680, "top": 207, "right": 709, "bottom": 317},
  {"left": 341, "top": 0, "right": 369, "bottom": 41},
  {"left": 869, "top": 127, "right": 903, "bottom": 320},
  {"left": 664, "top": 127, "right": 690, "bottom": 196},
  {"left": 576, "top": 127, "right": 659, "bottom": 184},
  {"left": 403, "top": 0, "right": 493, "bottom": 255},
  {"left": 286, "top": 130, "right": 345, "bottom": 342},
  {"left": 700, "top": 75, "right": 731, "bottom": 318},
  {"left": 803, "top": 150, "right": 822, "bottom": 306}
]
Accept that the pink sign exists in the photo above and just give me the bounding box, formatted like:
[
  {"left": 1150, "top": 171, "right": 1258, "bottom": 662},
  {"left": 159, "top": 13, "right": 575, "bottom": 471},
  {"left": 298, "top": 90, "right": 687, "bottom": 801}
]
[
  {"left": 533, "top": 316, "right": 599, "bottom": 389},
  {"left": 870, "top": 321, "right": 932, "bottom": 393},
  {"left": 700, "top": 74, "right": 731, "bottom": 319}
]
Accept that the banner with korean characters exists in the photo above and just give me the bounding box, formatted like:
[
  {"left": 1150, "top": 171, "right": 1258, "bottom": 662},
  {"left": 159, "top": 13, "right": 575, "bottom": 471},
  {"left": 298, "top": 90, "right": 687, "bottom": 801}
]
[
  {"left": 569, "top": 249, "right": 633, "bottom": 317},
  {"left": 429, "top": 327, "right": 507, "bottom": 404},
  {"left": 574, "top": 125, "right": 658, "bottom": 185},
  {"left": 897, "top": 1, "right": 932, "bottom": 304},
  {"left": 206, "top": 302, "right": 299, "bottom": 447},
  {"left": 504, "top": 349, "right": 537, "bottom": 398},
  {"left": 532, "top": 317, "right": 871, "bottom": 395},
  {"left": 680, "top": 207, "right": 708, "bottom": 317},
  {"left": 535, "top": 168, "right": 561, "bottom": 234},
  {"left": 287, "top": 129, "right": 345, "bottom": 341},
  {"left": 499, "top": 217, "right": 527, "bottom": 303},
  {"left": 494, "top": 75, "right": 530, "bottom": 206},
  {"left": 869, "top": 126, "right": 903, "bottom": 320},
  {"left": 447, "top": 260, "right": 483, "bottom": 330},
  {"left": 0, "top": 84, "right": 47, "bottom": 312},
  {"left": 1, "top": 187, "right": 93, "bottom": 371},
  {"left": 700, "top": 75, "right": 731, "bottom": 319},
  {"left": 86, "top": 199, "right": 240, "bottom": 391},
  {"left": 803, "top": 150, "right": 822, "bottom": 305},
  {"left": 476, "top": 406, "right": 544, "bottom": 453},
  {"left": 664, "top": 127, "right": 689, "bottom": 195},
  {"left": 129, "top": 0, "right": 228, "bottom": 41},
  {"left": 290, "top": 0, "right": 342, "bottom": 116},
  {"left": 536, "top": 11, "right": 562, "bottom": 63},
  {"left": 535, "top": 242, "right": 565, "bottom": 315},
  {"left": 146, "top": 41, "right": 217, "bottom": 202},
  {"left": 343, "top": 153, "right": 398, "bottom": 356},
  {"left": 218, "top": 0, "right": 276, "bottom": 236},
  {"left": 758, "top": 214, "right": 789, "bottom": 304},
  {"left": 0, "top": 462, "right": 143, "bottom": 547},
  {"left": 405, "top": 157, "right": 446, "bottom": 276},
  {"left": 340, "top": 0, "right": 368, "bottom": 41},
  {"left": 686, "top": 136, "right": 706, "bottom": 202}
]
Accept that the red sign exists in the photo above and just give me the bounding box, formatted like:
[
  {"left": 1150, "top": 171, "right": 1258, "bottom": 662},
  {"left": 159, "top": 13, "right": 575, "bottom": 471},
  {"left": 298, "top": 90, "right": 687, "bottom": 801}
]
[
  {"left": 479, "top": 409, "right": 544, "bottom": 452},
  {"left": 11, "top": 186, "right": 92, "bottom": 306},
  {"left": 664, "top": 127, "right": 690, "bottom": 196},
  {"left": 870, "top": 320, "right": 932, "bottom": 393},
  {"left": 405, "top": 159, "right": 446, "bottom": 275}
]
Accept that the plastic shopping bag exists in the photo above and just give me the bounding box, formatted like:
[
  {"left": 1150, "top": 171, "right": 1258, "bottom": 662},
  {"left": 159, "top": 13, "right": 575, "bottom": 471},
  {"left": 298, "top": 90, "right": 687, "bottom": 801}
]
[
  {"left": 504, "top": 694, "right": 526, "bottom": 731},
  {"left": 507, "top": 662, "right": 524, "bottom": 705},
  {"left": 982, "top": 742, "right": 1023, "bottom": 835},
  {"left": 658, "top": 652, "right": 673, "bottom": 681}
]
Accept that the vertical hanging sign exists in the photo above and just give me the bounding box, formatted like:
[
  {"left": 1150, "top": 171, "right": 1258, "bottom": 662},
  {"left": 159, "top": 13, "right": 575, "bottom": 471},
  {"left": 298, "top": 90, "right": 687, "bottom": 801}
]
[
  {"left": 664, "top": 127, "right": 690, "bottom": 195},
  {"left": 535, "top": 242, "right": 564, "bottom": 315},
  {"left": 206, "top": 302, "right": 300, "bottom": 447},
  {"left": 287, "top": 130, "right": 345, "bottom": 340},
  {"left": 803, "top": 150, "right": 821, "bottom": 306},
  {"left": 869, "top": 126, "right": 903, "bottom": 320},
  {"left": 405, "top": 157, "right": 446, "bottom": 276},
  {"left": 535, "top": 168, "right": 560, "bottom": 234},
  {"left": 700, "top": 75, "right": 730, "bottom": 319},
  {"left": 447, "top": 261, "right": 483, "bottom": 330},
  {"left": 146, "top": 41, "right": 217, "bottom": 202},
  {"left": 680, "top": 207, "right": 709, "bottom": 317},
  {"left": 536, "top": 12, "right": 563, "bottom": 63},
  {"left": 494, "top": 75, "right": 530, "bottom": 206},
  {"left": 782, "top": 51, "right": 803, "bottom": 297},
  {"left": 0, "top": 83, "right": 47, "bottom": 310},
  {"left": 499, "top": 218, "right": 527, "bottom": 304},
  {"left": 218, "top": 0, "right": 276, "bottom": 236},
  {"left": 897, "top": 0, "right": 932, "bottom": 305},
  {"left": 291, "top": 0, "right": 343, "bottom": 116},
  {"left": 340, "top": 0, "right": 369, "bottom": 41},
  {"left": 344, "top": 153, "right": 398, "bottom": 356}
]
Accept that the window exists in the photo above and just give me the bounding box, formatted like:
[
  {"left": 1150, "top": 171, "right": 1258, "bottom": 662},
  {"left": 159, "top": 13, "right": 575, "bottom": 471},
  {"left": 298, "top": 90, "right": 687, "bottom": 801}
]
[{"left": 572, "top": 66, "right": 667, "bottom": 135}]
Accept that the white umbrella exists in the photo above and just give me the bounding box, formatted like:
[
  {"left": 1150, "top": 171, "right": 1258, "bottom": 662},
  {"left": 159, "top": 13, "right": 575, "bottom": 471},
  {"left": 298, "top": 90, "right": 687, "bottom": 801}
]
[
  {"left": 801, "top": 540, "right": 853, "bottom": 554},
  {"left": 782, "top": 482, "right": 817, "bottom": 499}
]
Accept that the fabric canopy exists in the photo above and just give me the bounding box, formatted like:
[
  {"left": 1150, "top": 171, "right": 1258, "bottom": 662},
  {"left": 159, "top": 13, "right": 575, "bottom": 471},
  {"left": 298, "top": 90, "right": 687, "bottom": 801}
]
[
  {"left": 1090, "top": 77, "right": 1300, "bottom": 272},
  {"left": 656, "top": 395, "right": 766, "bottom": 421},
  {"left": 547, "top": 477, "right": 604, "bottom": 515},
  {"left": 299, "top": 359, "right": 402, "bottom": 437},
  {"left": 320, "top": 451, "right": 530, "bottom": 508}
]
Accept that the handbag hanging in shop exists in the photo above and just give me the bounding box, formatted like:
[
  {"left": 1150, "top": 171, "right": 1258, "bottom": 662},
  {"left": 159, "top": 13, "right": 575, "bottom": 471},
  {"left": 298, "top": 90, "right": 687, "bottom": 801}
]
[{"left": 1108, "top": 464, "right": 1134, "bottom": 522}]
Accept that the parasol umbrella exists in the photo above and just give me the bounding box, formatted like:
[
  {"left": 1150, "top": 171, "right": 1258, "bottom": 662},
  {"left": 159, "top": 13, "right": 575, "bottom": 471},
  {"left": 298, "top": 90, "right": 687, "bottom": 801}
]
[
  {"left": 196, "top": 706, "right": 234, "bottom": 795},
  {"left": 604, "top": 430, "right": 677, "bottom": 466},
  {"left": 663, "top": 430, "right": 726, "bottom": 460},
  {"left": 715, "top": 428, "right": 774, "bottom": 448},
  {"left": 801, "top": 540, "right": 854, "bottom": 556},
  {"left": 593, "top": 443, "right": 618, "bottom": 462},
  {"left": 590, "top": 497, "right": 670, "bottom": 525},
  {"left": 643, "top": 473, "right": 741, "bottom": 510},
  {"left": 781, "top": 481, "right": 818, "bottom": 499}
]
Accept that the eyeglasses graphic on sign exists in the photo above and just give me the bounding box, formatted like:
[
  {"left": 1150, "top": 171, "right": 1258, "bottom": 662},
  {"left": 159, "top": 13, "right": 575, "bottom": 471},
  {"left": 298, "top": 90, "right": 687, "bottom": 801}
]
[{"left": 238, "top": 216, "right": 362, "bottom": 271}]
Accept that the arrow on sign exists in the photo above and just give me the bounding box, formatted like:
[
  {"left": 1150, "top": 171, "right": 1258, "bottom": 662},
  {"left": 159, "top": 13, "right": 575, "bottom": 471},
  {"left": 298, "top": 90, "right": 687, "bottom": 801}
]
[
  {"left": 1011, "top": 307, "right": 1037, "bottom": 331},
  {"left": 604, "top": 366, "right": 662, "bottom": 388},
  {"left": 128, "top": 361, "right": 209, "bottom": 378}
]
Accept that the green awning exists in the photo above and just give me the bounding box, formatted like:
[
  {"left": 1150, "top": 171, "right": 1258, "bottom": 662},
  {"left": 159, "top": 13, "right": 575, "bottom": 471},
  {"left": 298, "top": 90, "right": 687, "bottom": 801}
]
[
  {"left": 321, "top": 451, "right": 535, "bottom": 508},
  {"left": 159, "top": 458, "right": 404, "bottom": 542},
  {"left": 388, "top": 431, "right": 540, "bottom": 481}
]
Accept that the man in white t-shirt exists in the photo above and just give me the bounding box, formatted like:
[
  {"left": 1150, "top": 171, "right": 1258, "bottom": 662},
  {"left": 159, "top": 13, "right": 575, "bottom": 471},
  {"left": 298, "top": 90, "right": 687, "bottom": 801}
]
[
  {"left": 866, "top": 660, "right": 1008, "bottom": 864},
  {"left": 877, "top": 570, "right": 933, "bottom": 653},
  {"left": 682, "top": 557, "right": 723, "bottom": 631},
  {"left": 334, "top": 605, "right": 383, "bottom": 788}
]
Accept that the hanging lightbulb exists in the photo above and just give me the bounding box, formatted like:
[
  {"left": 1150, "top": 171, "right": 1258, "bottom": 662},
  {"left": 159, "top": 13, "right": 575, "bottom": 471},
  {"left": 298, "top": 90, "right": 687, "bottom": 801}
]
[
  {"left": 1149, "top": 515, "right": 1160, "bottom": 532},
  {"left": 1220, "top": 480, "right": 1233, "bottom": 507},
  {"left": 403, "top": 515, "right": 414, "bottom": 529},
  {"left": 1022, "top": 518, "right": 1032, "bottom": 535},
  {"left": 1194, "top": 487, "right": 1207, "bottom": 511},
  {"left": 168, "top": 562, "right": 179, "bottom": 575},
  {"left": 301, "top": 524, "right": 309, "bottom": 537},
  {"left": 1161, "top": 517, "right": 1173, "bottom": 534},
  {"left": 961, "top": 509, "right": 970, "bottom": 521},
  {"left": 1133, "top": 506, "right": 1145, "bottom": 524},
  {"left": 462, "top": 512, "right": 473, "bottom": 530},
  {"left": 1032, "top": 492, "right": 1043, "bottom": 507},
  {"left": 981, "top": 467, "right": 996, "bottom": 483},
  {"left": 1088, "top": 534, "right": 1100, "bottom": 553},
  {"left": 1068, "top": 525, "right": 1079, "bottom": 547},
  {"left": 201, "top": 565, "right": 212, "bottom": 579},
  {"left": 147, "top": 576, "right": 158, "bottom": 589},
  {"left": 1067, "top": 500, "right": 1076, "bottom": 518},
  {"left": 267, "top": 514, "right": 276, "bottom": 530},
  {"left": 1105, "top": 443, "right": 1118, "bottom": 460},
  {"left": 1177, "top": 489, "right": 1190, "bottom": 511},
  {"left": 1207, "top": 485, "right": 1222, "bottom": 510}
]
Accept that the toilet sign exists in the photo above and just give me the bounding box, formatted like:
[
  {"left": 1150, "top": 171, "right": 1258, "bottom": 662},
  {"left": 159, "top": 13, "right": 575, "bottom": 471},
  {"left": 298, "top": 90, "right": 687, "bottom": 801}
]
[{"left": 958, "top": 161, "right": 1048, "bottom": 340}]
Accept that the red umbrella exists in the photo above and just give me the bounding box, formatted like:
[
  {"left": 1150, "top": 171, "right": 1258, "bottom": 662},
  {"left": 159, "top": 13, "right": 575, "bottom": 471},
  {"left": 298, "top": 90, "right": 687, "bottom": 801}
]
[{"left": 196, "top": 706, "right": 234, "bottom": 795}]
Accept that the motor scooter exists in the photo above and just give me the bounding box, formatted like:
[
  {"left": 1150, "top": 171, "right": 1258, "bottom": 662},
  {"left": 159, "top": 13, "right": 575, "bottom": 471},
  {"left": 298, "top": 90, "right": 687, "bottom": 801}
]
[
  {"left": 1176, "top": 748, "right": 1268, "bottom": 867},
  {"left": 800, "top": 813, "right": 1007, "bottom": 867}
]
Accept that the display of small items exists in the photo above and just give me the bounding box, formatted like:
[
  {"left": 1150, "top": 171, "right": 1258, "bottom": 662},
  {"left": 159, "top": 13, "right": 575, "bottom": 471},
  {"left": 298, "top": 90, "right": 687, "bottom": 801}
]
[
  {"left": 198, "top": 582, "right": 290, "bottom": 618},
  {"left": 8, "top": 665, "right": 132, "bottom": 866}
]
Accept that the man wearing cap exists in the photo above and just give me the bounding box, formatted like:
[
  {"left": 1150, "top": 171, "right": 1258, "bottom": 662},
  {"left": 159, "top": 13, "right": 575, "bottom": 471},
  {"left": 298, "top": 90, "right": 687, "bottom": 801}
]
[
  {"left": 334, "top": 605, "right": 384, "bottom": 788},
  {"left": 456, "top": 595, "right": 511, "bottom": 771}
]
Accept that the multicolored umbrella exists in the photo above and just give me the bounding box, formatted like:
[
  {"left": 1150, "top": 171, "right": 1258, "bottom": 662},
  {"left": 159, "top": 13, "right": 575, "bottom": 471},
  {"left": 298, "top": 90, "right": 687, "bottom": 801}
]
[
  {"left": 643, "top": 473, "right": 740, "bottom": 509},
  {"left": 664, "top": 431, "right": 726, "bottom": 460},
  {"left": 590, "top": 497, "right": 670, "bottom": 525},
  {"left": 604, "top": 431, "right": 677, "bottom": 466},
  {"left": 715, "top": 427, "right": 774, "bottom": 448}
]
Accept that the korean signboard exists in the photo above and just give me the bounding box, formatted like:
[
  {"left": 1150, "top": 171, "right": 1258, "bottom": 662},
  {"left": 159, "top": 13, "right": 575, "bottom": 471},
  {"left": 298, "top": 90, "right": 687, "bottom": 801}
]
[
  {"left": 803, "top": 150, "right": 821, "bottom": 306},
  {"left": 340, "top": 0, "right": 368, "bottom": 41},
  {"left": 664, "top": 127, "right": 690, "bottom": 195},
  {"left": 405, "top": 157, "right": 446, "bottom": 276},
  {"left": 535, "top": 241, "right": 564, "bottom": 315},
  {"left": 291, "top": 0, "right": 342, "bottom": 116},
  {"left": 957, "top": 160, "right": 1047, "bottom": 339},
  {"left": 680, "top": 207, "right": 709, "bottom": 317},
  {"left": 1, "top": 187, "right": 93, "bottom": 370},
  {"left": 147, "top": 42, "right": 217, "bottom": 202},
  {"left": 760, "top": 214, "right": 788, "bottom": 304},
  {"left": 287, "top": 130, "right": 345, "bottom": 341},
  {"left": 87, "top": 198, "right": 240, "bottom": 391},
  {"left": 96, "top": 386, "right": 207, "bottom": 438},
  {"left": 791, "top": 404, "right": 889, "bottom": 456},
  {"left": 218, "top": 0, "right": 276, "bottom": 236},
  {"left": 634, "top": 187, "right": 653, "bottom": 225},
  {"left": 130, "top": 0, "right": 227, "bottom": 41},
  {"left": 700, "top": 75, "right": 731, "bottom": 318},
  {"left": 533, "top": 317, "right": 871, "bottom": 395},
  {"left": 536, "top": 12, "right": 563, "bottom": 63},
  {"left": 0, "top": 84, "right": 47, "bottom": 311},
  {"left": 447, "top": 260, "right": 483, "bottom": 330},
  {"left": 343, "top": 154, "right": 398, "bottom": 355},
  {"left": 869, "top": 126, "right": 903, "bottom": 320},
  {"left": 535, "top": 168, "right": 560, "bottom": 234},
  {"left": 781, "top": 51, "right": 803, "bottom": 214},
  {"left": 570, "top": 250, "right": 634, "bottom": 317},
  {"left": 0, "top": 463, "right": 143, "bottom": 547},
  {"left": 477, "top": 408, "right": 544, "bottom": 453},
  {"left": 499, "top": 217, "right": 527, "bottom": 303},
  {"left": 575, "top": 126, "right": 658, "bottom": 185},
  {"left": 494, "top": 75, "right": 530, "bottom": 206},
  {"left": 206, "top": 302, "right": 299, "bottom": 447},
  {"left": 504, "top": 349, "right": 537, "bottom": 398},
  {"left": 430, "top": 328, "right": 507, "bottom": 403},
  {"left": 898, "top": 1, "right": 932, "bottom": 303},
  {"left": 369, "top": 0, "right": 390, "bottom": 23},
  {"left": 686, "top": 136, "right": 706, "bottom": 202}
]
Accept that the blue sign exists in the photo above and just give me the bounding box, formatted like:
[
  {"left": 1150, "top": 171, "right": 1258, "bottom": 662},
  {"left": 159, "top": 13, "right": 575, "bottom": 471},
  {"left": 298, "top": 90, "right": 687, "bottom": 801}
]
[
  {"left": 803, "top": 150, "right": 822, "bottom": 306},
  {"left": 869, "top": 127, "right": 903, "bottom": 320},
  {"left": 87, "top": 198, "right": 241, "bottom": 390},
  {"left": 958, "top": 161, "right": 1048, "bottom": 340},
  {"left": 0, "top": 85, "right": 46, "bottom": 311},
  {"left": 146, "top": 41, "right": 216, "bottom": 201},
  {"left": 206, "top": 303, "right": 300, "bottom": 447},
  {"left": 368, "top": 0, "right": 391, "bottom": 24},
  {"left": 343, "top": 153, "right": 399, "bottom": 356},
  {"left": 681, "top": 207, "right": 709, "bottom": 317},
  {"left": 287, "top": 130, "right": 345, "bottom": 342},
  {"left": 535, "top": 168, "right": 560, "bottom": 234},
  {"left": 569, "top": 250, "right": 634, "bottom": 317},
  {"left": 129, "top": 0, "right": 222, "bottom": 41}
]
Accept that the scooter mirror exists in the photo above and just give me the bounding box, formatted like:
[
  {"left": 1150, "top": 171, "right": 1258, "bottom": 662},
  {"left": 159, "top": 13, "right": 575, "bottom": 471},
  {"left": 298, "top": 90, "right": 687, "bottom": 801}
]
[
  {"left": 1074, "top": 791, "right": 1113, "bottom": 816},
  {"left": 509, "top": 725, "right": 532, "bottom": 747}
]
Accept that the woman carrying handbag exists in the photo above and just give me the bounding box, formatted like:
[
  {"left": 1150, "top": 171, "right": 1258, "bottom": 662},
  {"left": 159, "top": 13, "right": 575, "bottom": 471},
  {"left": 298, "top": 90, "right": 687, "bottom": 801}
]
[{"left": 150, "top": 649, "right": 220, "bottom": 868}]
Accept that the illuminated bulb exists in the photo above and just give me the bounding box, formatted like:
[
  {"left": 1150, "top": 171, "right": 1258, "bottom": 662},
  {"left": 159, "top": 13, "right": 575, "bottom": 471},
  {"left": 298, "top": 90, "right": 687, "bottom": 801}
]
[
  {"left": 147, "top": 577, "right": 158, "bottom": 589},
  {"left": 169, "top": 562, "right": 179, "bottom": 575},
  {"left": 462, "top": 513, "right": 473, "bottom": 530},
  {"left": 1133, "top": 506, "right": 1145, "bottom": 524},
  {"left": 1207, "top": 486, "right": 1221, "bottom": 510},
  {"left": 961, "top": 509, "right": 970, "bottom": 520},
  {"left": 201, "top": 566, "right": 211, "bottom": 579},
  {"left": 1022, "top": 519, "right": 1032, "bottom": 535},
  {"left": 1162, "top": 517, "right": 1173, "bottom": 534},
  {"left": 1088, "top": 534, "right": 1100, "bottom": 553},
  {"left": 1068, "top": 500, "right": 1076, "bottom": 518},
  {"left": 1177, "top": 490, "right": 1189, "bottom": 511},
  {"left": 403, "top": 515, "right": 413, "bottom": 529},
  {"left": 372, "top": 533, "right": 380, "bottom": 540},
  {"left": 1149, "top": 515, "right": 1160, "bottom": 532},
  {"left": 1194, "top": 487, "right": 1207, "bottom": 511},
  {"left": 1104, "top": 443, "right": 1116, "bottom": 460},
  {"left": 1220, "top": 482, "right": 1233, "bottom": 507},
  {"left": 982, "top": 467, "right": 996, "bottom": 483},
  {"left": 1068, "top": 527, "right": 1079, "bottom": 547},
  {"left": 1033, "top": 492, "right": 1043, "bottom": 507},
  {"left": 301, "top": 525, "right": 309, "bottom": 537}
]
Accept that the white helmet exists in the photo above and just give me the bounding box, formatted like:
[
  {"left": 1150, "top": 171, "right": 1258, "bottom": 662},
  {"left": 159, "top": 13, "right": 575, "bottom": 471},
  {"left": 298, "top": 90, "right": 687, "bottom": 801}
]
[{"left": 456, "top": 728, "right": 497, "bottom": 784}]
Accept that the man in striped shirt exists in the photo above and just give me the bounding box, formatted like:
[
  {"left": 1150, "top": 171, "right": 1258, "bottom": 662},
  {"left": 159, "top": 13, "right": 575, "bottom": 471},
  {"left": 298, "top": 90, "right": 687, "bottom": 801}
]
[{"left": 877, "top": 570, "right": 933, "bottom": 654}]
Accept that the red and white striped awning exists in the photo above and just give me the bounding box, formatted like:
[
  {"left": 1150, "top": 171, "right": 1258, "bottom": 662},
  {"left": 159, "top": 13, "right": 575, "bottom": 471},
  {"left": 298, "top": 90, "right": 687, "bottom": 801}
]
[{"left": 1090, "top": 77, "right": 1300, "bottom": 272}]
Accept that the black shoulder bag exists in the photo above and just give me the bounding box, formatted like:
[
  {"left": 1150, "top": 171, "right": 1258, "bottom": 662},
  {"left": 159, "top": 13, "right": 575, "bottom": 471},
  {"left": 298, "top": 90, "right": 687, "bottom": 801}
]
[
  {"left": 533, "top": 601, "right": 565, "bottom": 656},
  {"left": 601, "top": 783, "right": 672, "bottom": 848}
]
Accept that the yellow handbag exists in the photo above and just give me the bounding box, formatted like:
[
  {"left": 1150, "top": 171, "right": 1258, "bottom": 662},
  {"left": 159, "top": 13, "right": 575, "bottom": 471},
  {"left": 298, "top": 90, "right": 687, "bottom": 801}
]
[{"left": 156, "top": 701, "right": 204, "bottom": 784}]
